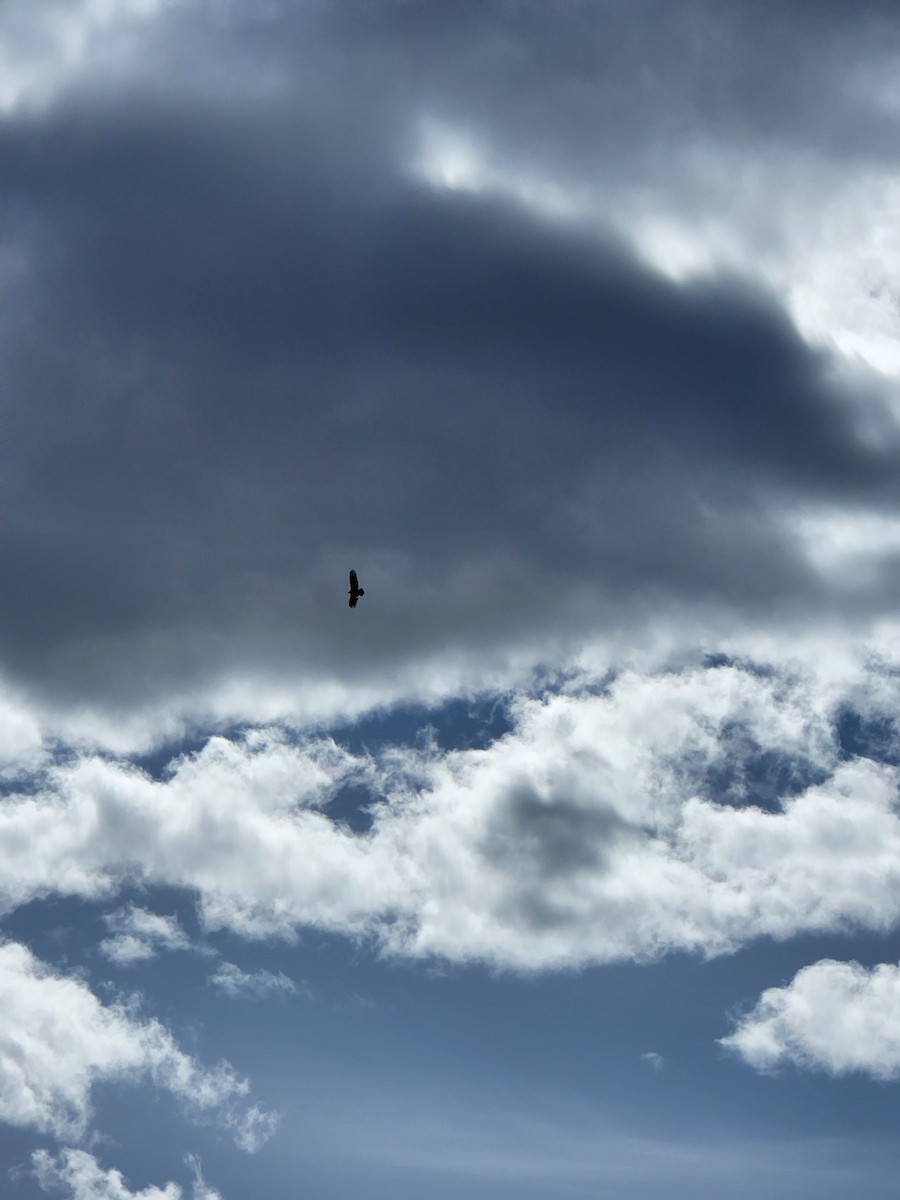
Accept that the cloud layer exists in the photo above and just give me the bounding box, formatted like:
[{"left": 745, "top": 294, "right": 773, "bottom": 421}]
[{"left": 1, "top": 655, "right": 898, "bottom": 971}]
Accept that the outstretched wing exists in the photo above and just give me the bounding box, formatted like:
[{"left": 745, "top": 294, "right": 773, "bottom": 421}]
[
  {"left": 349, "top": 569, "right": 359, "bottom": 590},
  {"left": 348, "top": 593, "right": 358, "bottom": 608}
]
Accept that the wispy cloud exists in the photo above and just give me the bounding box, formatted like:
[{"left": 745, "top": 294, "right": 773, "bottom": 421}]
[
  {"left": 0, "top": 940, "right": 276, "bottom": 1148},
  {"left": 32, "top": 1147, "right": 225, "bottom": 1200},
  {"left": 185, "top": 1155, "right": 225, "bottom": 1200},
  {"left": 209, "top": 962, "right": 301, "bottom": 1001},
  {"left": 33, "top": 1147, "right": 183, "bottom": 1200}
]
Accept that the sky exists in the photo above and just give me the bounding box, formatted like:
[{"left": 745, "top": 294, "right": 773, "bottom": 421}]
[{"left": 2, "top": 1, "right": 900, "bottom": 1196}]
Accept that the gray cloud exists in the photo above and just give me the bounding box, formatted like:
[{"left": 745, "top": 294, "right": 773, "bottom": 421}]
[{"left": 1, "top": 0, "right": 900, "bottom": 735}]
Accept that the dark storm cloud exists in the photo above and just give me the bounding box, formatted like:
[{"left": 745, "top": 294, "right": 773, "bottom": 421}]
[{"left": 2, "top": 0, "right": 900, "bottom": 714}]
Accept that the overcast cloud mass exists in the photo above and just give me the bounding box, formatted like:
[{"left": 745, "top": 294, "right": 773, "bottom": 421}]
[{"left": 3, "top": 2, "right": 900, "bottom": 1197}]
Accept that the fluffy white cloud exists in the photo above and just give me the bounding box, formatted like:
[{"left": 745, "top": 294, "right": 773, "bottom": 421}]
[
  {"left": 0, "top": 729, "right": 363, "bottom": 917},
  {"left": 1, "top": 653, "right": 900, "bottom": 970},
  {"left": 367, "top": 666, "right": 900, "bottom": 968},
  {"left": 99, "top": 905, "right": 192, "bottom": 965},
  {"left": 33, "top": 1148, "right": 223, "bottom": 1200},
  {"left": 721, "top": 958, "right": 900, "bottom": 1079},
  {"left": 210, "top": 962, "right": 299, "bottom": 1001},
  {"left": 0, "top": 941, "right": 275, "bottom": 1147}
]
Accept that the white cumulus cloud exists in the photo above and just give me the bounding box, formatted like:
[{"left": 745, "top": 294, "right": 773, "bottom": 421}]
[
  {"left": 1, "top": 655, "right": 899, "bottom": 971},
  {"left": 721, "top": 958, "right": 900, "bottom": 1080}
]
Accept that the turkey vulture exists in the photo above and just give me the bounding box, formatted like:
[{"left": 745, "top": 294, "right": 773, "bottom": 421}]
[{"left": 348, "top": 569, "right": 365, "bottom": 608}]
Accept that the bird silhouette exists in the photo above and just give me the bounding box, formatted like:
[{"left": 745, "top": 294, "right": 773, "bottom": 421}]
[{"left": 348, "top": 569, "right": 365, "bottom": 608}]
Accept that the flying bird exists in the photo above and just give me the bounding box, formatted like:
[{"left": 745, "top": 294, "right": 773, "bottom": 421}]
[{"left": 348, "top": 569, "right": 365, "bottom": 609}]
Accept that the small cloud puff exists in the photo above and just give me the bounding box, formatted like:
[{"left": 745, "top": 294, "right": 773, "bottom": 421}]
[
  {"left": 99, "top": 905, "right": 192, "bottom": 966},
  {"left": 639, "top": 1051, "right": 664, "bottom": 1071},
  {"left": 210, "top": 961, "right": 302, "bottom": 1001}
]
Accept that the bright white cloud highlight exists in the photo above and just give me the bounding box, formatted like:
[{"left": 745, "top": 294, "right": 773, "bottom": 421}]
[
  {"left": 789, "top": 507, "right": 900, "bottom": 582},
  {"left": 0, "top": 941, "right": 275, "bottom": 1147},
  {"left": 721, "top": 958, "right": 900, "bottom": 1079},
  {"left": 100, "top": 905, "right": 191, "bottom": 965},
  {"left": 414, "top": 118, "right": 579, "bottom": 224}
]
